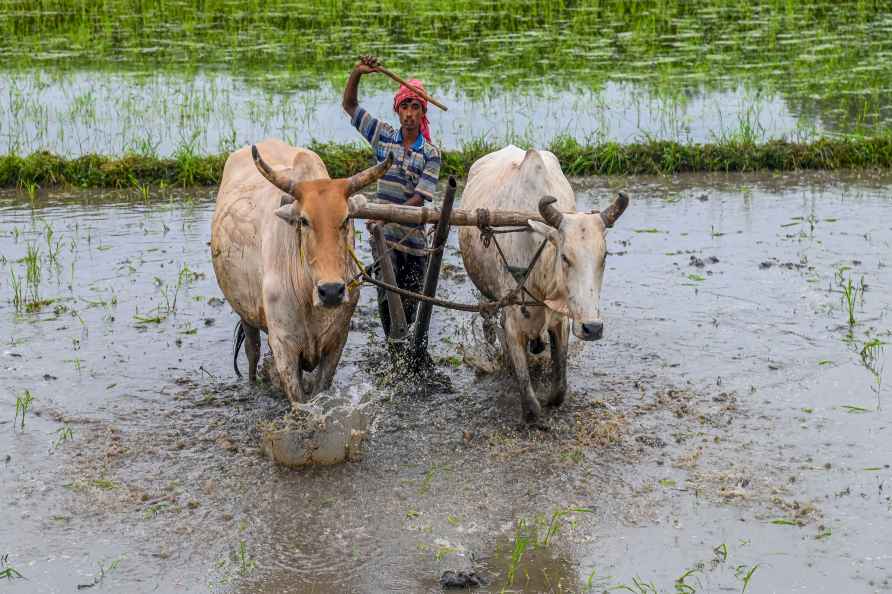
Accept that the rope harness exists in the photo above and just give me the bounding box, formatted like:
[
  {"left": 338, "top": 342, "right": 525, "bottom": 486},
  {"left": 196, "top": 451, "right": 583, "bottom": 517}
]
[{"left": 345, "top": 209, "right": 550, "bottom": 315}]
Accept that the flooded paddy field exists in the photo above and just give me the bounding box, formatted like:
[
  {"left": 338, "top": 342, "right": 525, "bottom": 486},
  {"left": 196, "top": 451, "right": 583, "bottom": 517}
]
[
  {"left": 2, "top": 1, "right": 892, "bottom": 155},
  {"left": 1, "top": 171, "right": 890, "bottom": 593}
]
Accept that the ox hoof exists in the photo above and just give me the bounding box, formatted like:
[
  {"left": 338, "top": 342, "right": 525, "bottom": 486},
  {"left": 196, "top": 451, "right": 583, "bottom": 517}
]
[
  {"left": 547, "top": 387, "right": 566, "bottom": 407},
  {"left": 528, "top": 337, "right": 546, "bottom": 355},
  {"left": 522, "top": 397, "right": 542, "bottom": 425}
]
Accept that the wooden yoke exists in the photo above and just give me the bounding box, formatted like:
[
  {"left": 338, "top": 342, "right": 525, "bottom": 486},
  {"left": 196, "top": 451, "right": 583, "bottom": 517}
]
[{"left": 348, "top": 195, "right": 546, "bottom": 228}]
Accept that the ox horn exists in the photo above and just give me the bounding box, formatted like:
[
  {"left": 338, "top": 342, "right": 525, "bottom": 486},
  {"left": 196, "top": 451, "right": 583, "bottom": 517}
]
[
  {"left": 600, "top": 192, "right": 629, "bottom": 228},
  {"left": 346, "top": 152, "right": 394, "bottom": 195},
  {"left": 538, "top": 195, "right": 564, "bottom": 229},
  {"left": 252, "top": 145, "right": 301, "bottom": 199}
]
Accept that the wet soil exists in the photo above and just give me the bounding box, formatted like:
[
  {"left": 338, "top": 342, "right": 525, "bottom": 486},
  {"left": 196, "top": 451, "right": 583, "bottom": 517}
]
[{"left": 1, "top": 170, "right": 891, "bottom": 593}]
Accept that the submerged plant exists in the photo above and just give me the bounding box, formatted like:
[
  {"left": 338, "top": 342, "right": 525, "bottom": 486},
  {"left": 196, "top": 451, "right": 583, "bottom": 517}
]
[
  {"left": 736, "top": 564, "right": 759, "bottom": 593},
  {"left": 860, "top": 338, "right": 886, "bottom": 409},
  {"left": 0, "top": 554, "right": 24, "bottom": 580},
  {"left": 77, "top": 556, "right": 123, "bottom": 590},
  {"left": 839, "top": 274, "right": 863, "bottom": 327},
  {"left": 9, "top": 269, "right": 24, "bottom": 312},
  {"left": 24, "top": 181, "right": 38, "bottom": 204},
  {"left": 499, "top": 506, "right": 592, "bottom": 591},
  {"left": 53, "top": 424, "right": 74, "bottom": 448},
  {"left": 504, "top": 518, "right": 531, "bottom": 589},
  {"left": 14, "top": 390, "right": 34, "bottom": 430}
]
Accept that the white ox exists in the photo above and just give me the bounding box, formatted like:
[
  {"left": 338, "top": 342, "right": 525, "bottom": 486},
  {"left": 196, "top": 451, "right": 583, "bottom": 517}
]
[
  {"left": 211, "top": 138, "right": 391, "bottom": 408},
  {"left": 458, "top": 145, "right": 628, "bottom": 423}
]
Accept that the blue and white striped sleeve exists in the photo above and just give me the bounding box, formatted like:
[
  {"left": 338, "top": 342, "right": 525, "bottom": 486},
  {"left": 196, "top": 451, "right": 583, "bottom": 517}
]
[
  {"left": 351, "top": 106, "right": 391, "bottom": 151},
  {"left": 415, "top": 147, "right": 441, "bottom": 202}
]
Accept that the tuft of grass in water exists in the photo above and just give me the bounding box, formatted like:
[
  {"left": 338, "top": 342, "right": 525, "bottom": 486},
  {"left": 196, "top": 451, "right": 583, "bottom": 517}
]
[
  {"left": 541, "top": 507, "right": 592, "bottom": 547},
  {"left": 504, "top": 518, "right": 531, "bottom": 589},
  {"left": 9, "top": 269, "right": 24, "bottom": 312},
  {"left": 0, "top": 554, "right": 24, "bottom": 581},
  {"left": 606, "top": 542, "right": 760, "bottom": 593},
  {"left": 500, "top": 506, "right": 592, "bottom": 591},
  {"left": 4, "top": 134, "right": 892, "bottom": 189},
  {"left": 737, "top": 564, "right": 759, "bottom": 593},
  {"left": 77, "top": 556, "right": 123, "bottom": 590},
  {"left": 860, "top": 338, "right": 886, "bottom": 409},
  {"left": 210, "top": 538, "right": 256, "bottom": 590},
  {"left": 840, "top": 275, "right": 861, "bottom": 327},
  {"left": 14, "top": 390, "right": 34, "bottom": 430},
  {"left": 841, "top": 404, "right": 870, "bottom": 413},
  {"left": 53, "top": 424, "right": 74, "bottom": 448},
  {"left": 236, "top": 541, "right": 255, "bottom": 577},
  {"left": 10, "top": 242, "right": 53, "bottom": 313}
]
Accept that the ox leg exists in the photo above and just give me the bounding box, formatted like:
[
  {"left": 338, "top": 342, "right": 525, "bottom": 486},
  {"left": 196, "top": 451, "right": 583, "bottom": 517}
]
[
  {"left": 242, "top": 321, "right": 261, "bottom": 383},
  {"left": 547, "top": 320, "right": 569, "bottom": 407},
  {"left": 503, "top": 315, "right": 542, "bottom": 423},
  {"left": 268, "top": 331, "right": 306, "bottom": 408},
  {"left": 312, "top": 330, "right": 350, "bottom": 396}
]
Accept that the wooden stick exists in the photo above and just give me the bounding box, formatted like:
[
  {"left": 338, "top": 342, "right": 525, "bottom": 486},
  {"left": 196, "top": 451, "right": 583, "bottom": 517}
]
[
  {"left": 412, "top": 176, "right": 457, "bottom": 357},
  {"left": 377, "top": 67, "right": 449, "bottom": 112},
  {"left": 350, "top": 200, "right": 544, "bottom": 228}
]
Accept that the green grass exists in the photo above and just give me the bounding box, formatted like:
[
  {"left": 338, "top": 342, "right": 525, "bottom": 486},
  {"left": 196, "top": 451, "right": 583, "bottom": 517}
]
[
  {"left": 14, "top": 390, "right": 34, "bottom": 430},
  {"left": 2, "top": 0, "right": 890, "bottom": 106},
  {"left": 0, "top": 553, "right": 24, "bottom": 581},
  {"left": 4, "top": 135, "right": 892, "bottom": 189},
  {"left": 4, "top": 2, "right": 892, "bottom": 155}
]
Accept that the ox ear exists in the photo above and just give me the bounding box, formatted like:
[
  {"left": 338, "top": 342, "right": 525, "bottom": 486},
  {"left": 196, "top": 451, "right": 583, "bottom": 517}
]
[
  {"left": 528, "top": 219, "right": 559, "bottom": 245},
  {"left": 274, "top": 201, "right": 302, "bottom": 226}
]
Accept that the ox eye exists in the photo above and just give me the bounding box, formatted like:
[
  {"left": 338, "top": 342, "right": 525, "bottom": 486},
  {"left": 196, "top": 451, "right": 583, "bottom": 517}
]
[
  {"left": 298, "top": 216, "right": 310, "bottom": 227},
  {"left": 561, "top": 254, "right": 572, "bottom": 267},
  {"left": 340, "top": 218, "right": 349, "bottom": 230}
]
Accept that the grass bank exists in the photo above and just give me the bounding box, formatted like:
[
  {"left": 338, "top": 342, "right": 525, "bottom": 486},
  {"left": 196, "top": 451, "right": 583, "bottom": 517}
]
[{"left": 3, "top": 135, "right": 892, "bottom": 189}]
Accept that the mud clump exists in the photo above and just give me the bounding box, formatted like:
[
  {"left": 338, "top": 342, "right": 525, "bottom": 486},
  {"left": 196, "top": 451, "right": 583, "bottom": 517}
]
[
  {"left": 260, "top": 384, "right": 378, "bottom": 467},
  {"left": 440, "top": 570, "right": 486, "bottom": 589}
]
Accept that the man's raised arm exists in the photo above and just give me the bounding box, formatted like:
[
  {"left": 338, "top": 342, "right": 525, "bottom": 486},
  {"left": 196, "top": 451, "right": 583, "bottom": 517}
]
[{"left": 343, "top": 55, "right": 381, "bottom": 118}]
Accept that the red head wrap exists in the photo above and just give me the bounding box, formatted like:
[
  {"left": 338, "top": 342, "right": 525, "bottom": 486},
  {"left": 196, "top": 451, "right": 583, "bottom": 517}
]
[{"left": 393, "top": 79, "right": 431, "bottom": 142}]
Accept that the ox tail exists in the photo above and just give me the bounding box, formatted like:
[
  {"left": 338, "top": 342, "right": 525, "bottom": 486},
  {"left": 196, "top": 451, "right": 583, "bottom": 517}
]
[{"left": 233, "top": 320, "right": 245, "bottom": 378}]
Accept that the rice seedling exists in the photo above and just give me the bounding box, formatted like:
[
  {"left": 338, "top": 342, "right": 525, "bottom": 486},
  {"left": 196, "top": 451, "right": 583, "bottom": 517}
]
[
  {"left": 504, "top": 518, "right": 531, "bottom": 589},
  {"left": 53, "top": 424, "right": 74, "bottom": 448},
  {"left": 236, "top": 541, "right": 255, "bottom": 577},
  {"left": 24, "top": 180, "right": 38, "bottom": 204},
  {"left": 839, "top": 275, "right": 861, "bottom": 327},
  {"left": 44, "top": 222, "right": 62, "bottom": 265},
  {"left": 497, "top": 506, "right": 592, "bottom": 591},
  {"left": 0, "top": 554, "right": 24, "bottom": 580},
  {"left": 612, "top": 577, "right": 660, "bottom": 593},
  {"left": 860, "top": 338, "right": 886, "bottom": 409},
  {"left": 540, "top": 507, "right": 592, "bottom": 547},
  {"left": 14, "top": 389, "right": 34, "bottom": 430},
  {"left": 9, "top": 269, "right": 24, "bottom": 312},
  {"left": 77, "top": 556, "right": 123, "bottom": 590},
  {"left": 736, "top": 564, "right": 759, "bottom": 593},
  {"left": 23, "top": 242, "right": 40, "bottom": 287}
]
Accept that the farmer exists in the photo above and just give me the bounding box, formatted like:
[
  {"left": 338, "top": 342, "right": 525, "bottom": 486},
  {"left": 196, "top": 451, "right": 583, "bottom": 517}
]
[{"left": 342, "top": 54, "right": 442, "bottom": 338}]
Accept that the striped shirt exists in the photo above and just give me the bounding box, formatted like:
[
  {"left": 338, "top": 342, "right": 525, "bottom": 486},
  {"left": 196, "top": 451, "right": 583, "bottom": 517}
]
[{"left": 351, "top": 106, "right": 441, "bottom": 248}]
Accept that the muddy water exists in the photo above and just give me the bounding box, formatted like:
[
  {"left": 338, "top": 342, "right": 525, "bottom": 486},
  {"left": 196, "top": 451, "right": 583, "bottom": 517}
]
[{"left": 1, "top": 171, "right": 891, "bottom": 593}]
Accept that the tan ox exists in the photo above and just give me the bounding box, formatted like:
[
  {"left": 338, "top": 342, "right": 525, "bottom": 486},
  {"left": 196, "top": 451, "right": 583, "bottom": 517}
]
[
  {"left": 211, "top": 138, "right": 391, "bottom": 407},
  {"left": 458, "top": 145, "right": 628, "bottom": 424}
]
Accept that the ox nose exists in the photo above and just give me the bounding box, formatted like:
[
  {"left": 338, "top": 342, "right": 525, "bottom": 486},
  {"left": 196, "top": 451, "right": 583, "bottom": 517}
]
[
  {"left": 580, "top": 321, "right": 603, "bottom": 341},
  {"left": 317, "top": 282, "right": 346, "bottom": 307}
]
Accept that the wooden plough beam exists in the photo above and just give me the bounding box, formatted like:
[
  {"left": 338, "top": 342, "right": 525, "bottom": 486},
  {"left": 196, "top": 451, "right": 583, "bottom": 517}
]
[{"left": 348, "top": 194, "right": 545, "bottom": 228}]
